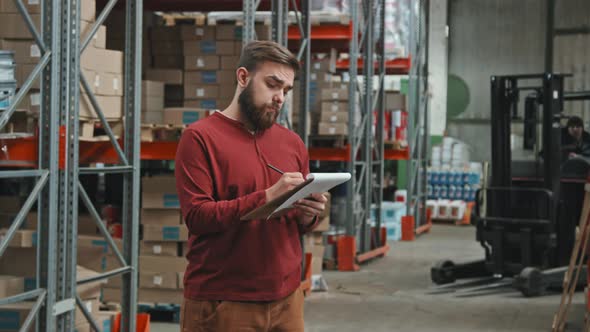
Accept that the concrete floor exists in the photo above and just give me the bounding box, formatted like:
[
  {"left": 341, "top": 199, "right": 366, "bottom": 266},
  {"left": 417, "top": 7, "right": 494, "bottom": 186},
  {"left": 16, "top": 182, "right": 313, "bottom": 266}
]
[{"left": 151, "top": 225, "right": 586, "bottom": 331}]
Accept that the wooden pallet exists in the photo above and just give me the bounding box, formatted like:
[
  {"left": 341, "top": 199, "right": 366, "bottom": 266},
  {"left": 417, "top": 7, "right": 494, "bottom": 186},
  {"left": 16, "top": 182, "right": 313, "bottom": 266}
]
[
  {"left": 309, "top": 134, "right": 347, "bottom": 148},
  {"left": 161, "top": 13, "right": 206, "bottom": 26},
  {"left": 140, "top": 123, "right": 186, "bottom": 142}
]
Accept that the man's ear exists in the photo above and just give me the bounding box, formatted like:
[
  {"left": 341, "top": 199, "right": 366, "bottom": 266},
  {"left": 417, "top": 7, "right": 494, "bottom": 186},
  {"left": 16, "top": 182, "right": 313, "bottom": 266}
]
[{"left": 236, "top": 67, "right": 250, "bottom": 88}]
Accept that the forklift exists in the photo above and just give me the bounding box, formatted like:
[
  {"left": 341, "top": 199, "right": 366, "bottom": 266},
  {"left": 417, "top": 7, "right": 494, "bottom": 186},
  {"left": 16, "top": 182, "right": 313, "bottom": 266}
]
[{"left": 431, "top": 73, "right": 590, "bottom": 297}]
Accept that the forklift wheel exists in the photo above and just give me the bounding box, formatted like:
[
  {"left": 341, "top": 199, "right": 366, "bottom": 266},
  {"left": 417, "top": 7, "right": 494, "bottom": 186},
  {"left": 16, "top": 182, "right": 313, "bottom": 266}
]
[
  {"left": 431, "top": 260, "right": 456, "bottom": 285},
  {"left": 516, "top": 267, "right": 545, "bottom": 297}
]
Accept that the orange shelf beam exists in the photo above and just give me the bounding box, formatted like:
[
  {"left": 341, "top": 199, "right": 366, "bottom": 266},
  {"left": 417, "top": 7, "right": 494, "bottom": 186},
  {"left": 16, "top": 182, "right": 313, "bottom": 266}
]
[
  {"left": 356, "top": 244, "right": 390, "bottom": 263},
  {"left": 1, "top": 137, "right": 409, "bottom": 166},
  {"left": 336, "top": 57, "right": 411, "bottom": 74},
  {"left": 288, "top": 23, "right": 353, "bottom": 40},
  {"left": 309, "top": 145, "right": 409, "bottom": 161}
]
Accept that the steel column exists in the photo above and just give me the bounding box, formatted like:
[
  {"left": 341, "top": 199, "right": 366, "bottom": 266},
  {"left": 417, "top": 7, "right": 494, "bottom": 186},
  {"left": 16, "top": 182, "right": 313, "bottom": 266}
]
[{"left": 121, "top": 0, "right": 143, "bottom": 330}]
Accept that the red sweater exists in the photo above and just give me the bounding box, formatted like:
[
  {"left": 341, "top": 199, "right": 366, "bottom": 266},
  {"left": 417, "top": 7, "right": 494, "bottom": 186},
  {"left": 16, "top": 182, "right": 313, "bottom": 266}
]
[{"left": 175, "top": 112, "right": 316, "bottom": 301}]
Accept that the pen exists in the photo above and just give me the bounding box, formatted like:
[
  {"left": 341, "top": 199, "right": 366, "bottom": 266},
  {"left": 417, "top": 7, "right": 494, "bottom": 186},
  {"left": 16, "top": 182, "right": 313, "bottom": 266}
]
[{"left": 267, "top": 163, "right": 284, "bottom": 175}]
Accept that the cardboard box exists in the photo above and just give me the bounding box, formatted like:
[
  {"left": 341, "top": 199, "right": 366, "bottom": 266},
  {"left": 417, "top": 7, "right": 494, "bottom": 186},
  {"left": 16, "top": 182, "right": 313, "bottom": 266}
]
[
  {"left": 142, "top": 81, "right": 165, "bottom": 97},
  {"left": 79, "top": 23, "right": 107, "bottom": 49},
  {"left": 255, "top": 24, "right": 272, "bottom": 40},
  {"left": 81, "top": 47, "right": 123, "bottom": 74},
  {"left": 0, "top": 14, "right": 40, "bottom": 39},
  {"left": 95, "top": 73, "right": 123, "bottom": 96},
  {"left": 141, "top": 111, "right": 163, "bottom": 123},
  {"left": 141, "top": 95, "right": 165, "bottom": 113},
  {"left": 0, "top": 229, "right": 36, "bottom": 247},
  {"left": 321, "top": 88, "right": 348, "bottom": 101},
  {"left": 0, "top": 276, "right": 23, "bottom": 298},
  {"left": 150, "top": 39, "right": 183, "bottom": 56},
  {"left": 150, "top": 26, "right": 181, "bottom": 41},
  {"left": 144, "top": 69, "right": 183, "bottom": 85},
  {"left": 183, "top": 85, "right": 219, "bottom": 100},
  {"left": 180, "top": 25, "right": 216, "bottom": 40},
  {"left": 318, "top": 122, "right": 348, "bottom": 135},
  {"left": 165, "top": 85, "right": 184, "bottom": 102},
  {"left": 311, "top": 245, "right": 325, "bottom": 276},
  {"left": 0, "top": 196, "right": 20, "bottom": 213},
  {"left": 78, "top": 235, "right": 124, "bottom": 254},
  {"left": 77, "top": 266, "right": 106, "bottom": 300},
  {"left": 321, "top": 101, "right": 348, "bottom": 113},
  {"left": 182, "top": 40, "right": 235, "bottom": 56},
  {"left": 320, "top": 111, "right": 348, "bottom": 123},
  {"left": 140, "top": 241, "right": 178, "bottom": 257},
  {"left": 184, "top": 70, "right": 235, "bottom": 86},
  {"left": 16, "top": 63, "right": 39, "bottom": 89},
  {"left": 181, "top": 242, "right": 188, "bottom": 256},
  {"left": 79, "top": 0, "right": 96, "bottom": 23},
  {"left": 184, "top": 55, "right": 219, "bottom": 71},
  {"left": 163, "top": 107, "right": 209, "bottom": 126},
  {"left": 79, "top": 94, "right": 123, "bottom": 120},
  {"left": 142, "top": 225, "right": 188, "bottom": 242},
  {"left": 141, "top": 209, "right": 181, "bottom": 225},
  {"left": 0, "top": 0, "right": 40, "bottom": 14},
  {"left": 0, "top": 40, "right": 40, "bottom": 64},
  {"left": 218, "top": 85, "right": 235, "bottom": 99},
  {"left": 384, "top": 92, "right": 406, "bottom": 110},
  {"left": 181, "top": 99, "right": 219, "bottom": 110},
  {"left": 178, "top": 271, "right": 184, "bottom": 289},
  {"left": 215, "top": 24, "right": 242, "bottom": 40},
  {"left": 0, "top": 302, "right": 33, "bottom": 332},
  {"left": 314, "top": 215, "right": 330, "bottom": 232},
  {"left": 140, "top": 255, "right": 187, "bottom": 272},
  {"left": 310, "top": 72, "right": 333, "bottom": 85},
  {"left": 220, "top": 56, "right": 240, "bottom": 70},
  {"left": 142, "top": 175, "right": 179, "bottom": 209},
  {"left": 140, "top": 271, "right": 178, "bottom": 289},
  {"left": 103, "top": 286, "right": 183, "bottom": 305},
  {"left": 153, "top": 55, "right": 184, "bottom": 69}
]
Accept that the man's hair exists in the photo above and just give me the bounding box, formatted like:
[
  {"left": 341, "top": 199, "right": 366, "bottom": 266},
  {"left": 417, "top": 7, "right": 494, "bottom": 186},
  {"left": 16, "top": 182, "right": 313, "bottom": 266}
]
[
  {"left": 567, "top": 116, "right": 584, "bottom": 128},
  {"left": 238, "top": 40, "right": 300, "bottom": 73}
]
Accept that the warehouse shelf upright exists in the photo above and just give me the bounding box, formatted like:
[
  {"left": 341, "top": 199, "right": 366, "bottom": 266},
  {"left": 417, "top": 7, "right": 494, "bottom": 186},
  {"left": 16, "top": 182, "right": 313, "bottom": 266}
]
[
  {"left": 406, "top": 0, "right": 431, "bottom": 236},
  {"left": 0, "top": 0, "right": 142, "bottom": 331},
  {"left": 334, "top": 0, "right": 391, "bottom": 272}
]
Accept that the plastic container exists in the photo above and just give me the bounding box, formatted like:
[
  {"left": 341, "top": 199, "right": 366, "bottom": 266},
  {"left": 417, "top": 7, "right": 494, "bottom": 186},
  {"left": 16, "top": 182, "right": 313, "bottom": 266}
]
[
  {"left": 0, "top": 51, "right": 15, "bottom": 81},
  {"left": 394, "top": 190, "right": 407, "bottom": 203},
  {"left": 439, "top": 185, "right": 448, "bottom": 199},
  {"left": 0, "top": 80, "right": 16, "bottom": 111},
  {"left": 450, "top": 200, "right": 466, "bottom": 219},
  {"left": 436, "top": 199, "right": 451, "bottom": 219},
  {"left": 426, "top": 200, "right": 438, "bottom": 218}
]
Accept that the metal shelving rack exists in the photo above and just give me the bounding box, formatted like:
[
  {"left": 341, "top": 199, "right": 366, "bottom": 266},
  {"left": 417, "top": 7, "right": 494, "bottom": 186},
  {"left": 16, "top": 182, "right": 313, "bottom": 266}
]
[
  {"left": 336, "top": 0, "right": 390, "bottom": 271},
  {"left": 406, "top": 0, "right": 431, "bottom": 235},
  {"left": 241, "top": 0, "right": 312, "bottom": 145},
  {"left": 0, "top": 0, "right": 142, "bottom": 330}
]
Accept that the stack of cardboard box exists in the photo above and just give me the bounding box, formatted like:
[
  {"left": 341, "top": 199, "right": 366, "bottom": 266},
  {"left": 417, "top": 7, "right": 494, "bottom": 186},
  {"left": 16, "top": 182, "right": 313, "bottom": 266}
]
[
  {"left": 303, "top": 192, "right": 331, "bottom": 291},
  {"left": 318, "top": 85, "right": 350, "bottom": 135},
  {"left": 181, "top": 25, "right": 237, "bottom": 111},
  {"left": 141, "top": 80, "right": 165, "bottom": 123},
  {"left": 0, "top": 265, "right": 118, "bottom": 332},
  {"left": 103, "top": 175, "right": 187, "bottom": 305}
]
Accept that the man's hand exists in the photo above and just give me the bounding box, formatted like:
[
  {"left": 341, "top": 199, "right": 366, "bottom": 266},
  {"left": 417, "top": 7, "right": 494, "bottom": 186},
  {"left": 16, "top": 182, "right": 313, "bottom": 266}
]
[
  {"left": 293, "top": 193, "right": 328, "bottom": 227},
  {"left": 570, "top": 152, "right": 578, "bottom": 159},
  {"left": 265, "top": 172, "right": 304, "bottom": 202}
]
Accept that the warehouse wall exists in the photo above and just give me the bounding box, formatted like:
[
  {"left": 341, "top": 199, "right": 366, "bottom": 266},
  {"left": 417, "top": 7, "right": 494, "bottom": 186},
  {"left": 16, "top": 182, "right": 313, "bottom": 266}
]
[
  {"left": 446, "top": 0, "right": 546, "bottom": 161},
  {"left": 554, "top": 0, "right": 590, "bottom": 123},
  {"left": 445, "top": 0, "right": 590, "bottom": 162}
]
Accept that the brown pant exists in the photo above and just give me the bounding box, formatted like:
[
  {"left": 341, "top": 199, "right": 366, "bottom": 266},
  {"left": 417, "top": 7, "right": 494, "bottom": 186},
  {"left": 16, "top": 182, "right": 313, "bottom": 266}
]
[{"left": 180, "top": 288, "right": 304, "bottom": 332}]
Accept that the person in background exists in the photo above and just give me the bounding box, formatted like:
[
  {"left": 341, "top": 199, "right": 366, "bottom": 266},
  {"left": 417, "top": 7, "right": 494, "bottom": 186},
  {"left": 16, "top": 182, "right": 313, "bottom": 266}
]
[
  {"left": 175, "top": 40, "right": 327, "bottom": 332},
  {"left": 562, "top": 116, "right": 590, "bottom": 159}
]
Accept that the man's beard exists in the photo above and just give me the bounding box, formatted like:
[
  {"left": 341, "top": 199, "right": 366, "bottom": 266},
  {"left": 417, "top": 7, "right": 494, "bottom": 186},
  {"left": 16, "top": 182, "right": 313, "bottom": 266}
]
[{"left": 238, "top": 83, "right": 279, "bottom": 131}]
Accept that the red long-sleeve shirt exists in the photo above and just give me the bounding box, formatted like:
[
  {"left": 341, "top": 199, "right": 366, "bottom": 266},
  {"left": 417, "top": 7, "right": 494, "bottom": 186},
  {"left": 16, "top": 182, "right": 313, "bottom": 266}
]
[{"left": 175, "top": 111, "right": 316, "bottom": 301}]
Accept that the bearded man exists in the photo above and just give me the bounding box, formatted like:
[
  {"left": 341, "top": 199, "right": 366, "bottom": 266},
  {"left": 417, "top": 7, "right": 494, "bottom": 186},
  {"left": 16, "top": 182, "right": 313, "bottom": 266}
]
[{"left": 175, "top": 40, "right": 327, "bottom": 331}]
